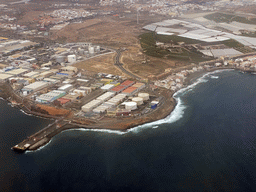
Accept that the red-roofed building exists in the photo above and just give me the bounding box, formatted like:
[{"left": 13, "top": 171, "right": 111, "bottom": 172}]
[
  {"left": 122, "top": 87, "right": 138, "bottom": 96},
  {"left": 57, "top": 98, "right": 71, "bottom": 105},
  {"left": 110, "top": 85, "right": 126, "bottom": 93},
  {"left": 120, "top": 80, "right": 135, "bottom": 88}
]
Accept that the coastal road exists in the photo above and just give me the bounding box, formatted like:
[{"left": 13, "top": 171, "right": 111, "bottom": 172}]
[{"left": 115, "top": 49, "right": 141, "bottom": 80}]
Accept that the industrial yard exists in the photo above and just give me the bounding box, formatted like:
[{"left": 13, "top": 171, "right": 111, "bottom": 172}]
[{"left": 0, "top": 37, "right": 169, "bottom": 129}]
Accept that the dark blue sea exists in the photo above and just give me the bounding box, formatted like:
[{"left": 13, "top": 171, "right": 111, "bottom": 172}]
[{"left": 1, "top": 70, "right": 256, "bottom": 192}]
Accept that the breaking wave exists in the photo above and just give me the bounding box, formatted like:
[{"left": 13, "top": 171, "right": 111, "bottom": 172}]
[
  {"left": 25, "top": 139, "right": 53, "bottom": 154},
  {"left": 61, "top": 128, "right": 126, "bottom": 135},
  {"left": 210, "top": 75, "right": 219, "bottom": 79},
  {"left": 20, "top": 109, "right": 33, "bottom": 116}
]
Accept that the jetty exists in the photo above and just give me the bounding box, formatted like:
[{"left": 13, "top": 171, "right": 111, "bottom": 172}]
[{"left": 12, "top": 118, "right": 69, "bottom": 152}]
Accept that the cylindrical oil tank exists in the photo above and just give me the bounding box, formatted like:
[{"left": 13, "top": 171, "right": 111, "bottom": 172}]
[
  {"left": 67, "top": 55, "right": 76, "bottom": 63},
  {"left": 88, "top": 46, "right": 94, "bottom": 54},
  {"left": 132, "top": 97, "right": 143, "bottom": 105},
  {"left": 96, "top": 46, "right": 100, "bottom": 53},
  {"left": 138, "top": 93, "right": 149, "bottom": 101},
  {"left": 125, "top": 102, "right": 137, "bottom": 110},
  {"left": 56, "top": 55, "right": 65, "bottom": 63}
]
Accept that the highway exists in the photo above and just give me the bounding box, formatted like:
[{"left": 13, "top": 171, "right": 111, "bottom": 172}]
[{"left": 115, "top": 49, "right": 141, "bottom": 80}]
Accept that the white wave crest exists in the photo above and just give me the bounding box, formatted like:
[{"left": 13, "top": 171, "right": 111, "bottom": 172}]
[
  {"left": 25, "top": 139, "right": 53, "bottom": 154},
  {"left": 20, "top": 109, "right": 33, "bottom": 116},
  {"left": 61, "top": 128, "right": 126, "bottom": 135}
]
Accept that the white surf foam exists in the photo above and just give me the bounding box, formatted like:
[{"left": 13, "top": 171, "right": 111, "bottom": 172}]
[
  {"left": 25, "top": 139, "right": 53, "bottom": 154},
  {"left": 210, "top": 75, "right": 219, "bottom": 79},
  {"left": 62, "top": 128, "right": 127, "bottom": 135},
  {"left": 20, "top": 109, "right": 33, "bottom": 116}
]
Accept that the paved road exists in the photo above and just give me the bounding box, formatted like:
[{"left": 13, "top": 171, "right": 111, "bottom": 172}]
[{"left": 115, "top": 49, "right": 141, "bottom": 80}]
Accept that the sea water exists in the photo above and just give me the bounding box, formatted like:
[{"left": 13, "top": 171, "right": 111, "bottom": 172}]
[{"left": 1, "top": 70, "right": 256, "bottom": 191}]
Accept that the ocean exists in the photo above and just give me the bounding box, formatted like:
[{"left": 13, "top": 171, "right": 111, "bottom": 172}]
[{"left": 1, "top": 70, "right": 256, "bottom": 192}]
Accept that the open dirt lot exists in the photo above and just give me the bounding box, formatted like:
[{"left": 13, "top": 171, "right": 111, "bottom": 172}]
[
  {"left": 74, "top": 52, "right": 126, "bottom": 76},
  {"left": 37, "top": 104, "right": 71, "bottom": 116},
  {"left": 121, "top": 45, "right": 188, "bottom": 78}
]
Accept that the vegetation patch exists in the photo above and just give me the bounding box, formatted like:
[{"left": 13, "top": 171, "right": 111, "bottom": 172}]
[
  {"left": 204, "top": 13, "right": 256, "bottom": 24},
  {"left": 222, "top": 39, "right": 255, "bottom": 53},
  {"left": 139, "top": 33, "right": 211, "bottom": 62}
]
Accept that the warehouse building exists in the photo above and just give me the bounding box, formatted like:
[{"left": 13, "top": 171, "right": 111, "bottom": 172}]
[
  {"left": 96, "top": 92, "right": 115, "bottom": 102},
  {"left": 57, "top": 97, "right": 71, "bottom": 105},
  {"left": 49, "top": 75, "right": 67, "bottom": 81},
  {"left": 36, "top": 71, "right": 54, "bottom": 80},
  {"left": 131, "top": 83, "right": 146, "bottom": 91},
  {"left": 43, "top": 78, "right": 60, "bottom": 84},
  {"left": 110, "top": 85, "right": 126, "bottom": 93},
  {"left": 21, "top": 81, "right": 49, "bottom": 95},
  {"left": 109, "top": 81, "right": 120, "bottom": 86},
  {"left": 58, "top": 84, "right": 73, "bottom": 92},
  {"left": 105, "top": 93, "right": 127, "bottom": 106},
  {"left": 101, "top": 84, "right": 115, "bottom": 91},
  {"left": 122, "top": 87, "right": 138, "bottom": 96},
  {"left": 93, "top": 104, "right": 111, "bottom": 113},
  {"left": 62, "top": 93, "right": 78, "bottom": 102},
  {"left": 73, "top": 89, "right": 87, "bottom": 96},
  {"left": 100, "top": 78, "right": 113, "bottom": 84},
  {"left": 36, "top": 90, "right": 66, "bottom": 104},
  {"left": 5, "top": 68, "right": 29, "bottom": 77},
  {"left": 73, "top": 86, "right": 91, "bottom": 96},
  {"left": 81, "top": 99, "right": 103, "bottom": 112},
  {"left": 120, "top": 80, "right": 135, "bottom": 88},
  {"left": 0, "top": 73, "right": 13, "bottom": 82},
  {"left": 60, "top": 66, "right": 78, "bottom": 74},
  {"left": 23, "top": 71, "right": 40, "bottom": 78},
  {"left": 56, "top": 71, "right": 74, "bottom": 78}
]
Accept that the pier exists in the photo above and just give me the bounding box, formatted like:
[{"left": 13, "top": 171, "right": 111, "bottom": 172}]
[{"left": 12, "top": 118, "right": 69, "bottom": 152}]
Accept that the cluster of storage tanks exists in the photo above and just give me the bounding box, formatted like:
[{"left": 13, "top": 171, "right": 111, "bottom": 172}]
[
  {"left": 77, "top": 45, "right": 100, "bottom": 56},
  {"left": 55, "top": 45, "right": 101, "bottom": 64},
  {"left": 124, "top": 93, "right": 150, "bottom": 110}
]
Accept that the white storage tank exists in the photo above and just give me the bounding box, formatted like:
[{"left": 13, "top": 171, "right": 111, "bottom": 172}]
[
  {"left": 132, "top": 97, "right": 143, "bottom": 105},
  {"left": 125, "top": 102, "right": 137, "bottom": 110},
  {"left": 88, "top": 46, "right": 94, "bottom": 54},
  {"left": 67, "top": 55, "right": 76, "bottom": 63},
  {"left": 138, "top": 93, "right": 149, "bottom": 101},
  {"left": 96, "top": 46, "right": 100, "bottom": 53}
]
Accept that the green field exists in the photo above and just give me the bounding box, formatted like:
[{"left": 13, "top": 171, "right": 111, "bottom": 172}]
[
  {"left": 204, "top": 13, "right": 256, "bottom": 24},
  {"left": 139, "top": 33, "right": 210, "bottom": 62}
]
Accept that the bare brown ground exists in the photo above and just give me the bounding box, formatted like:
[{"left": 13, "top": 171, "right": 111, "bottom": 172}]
[
  {"left": 121, "top": 46, "right": 188, "bottom": 78},
  {"left": 74, "top": 52, "right": 125, "bottom": 76},
  {"left": 37, "top": 104, "right": 71, "bottom": 116},
  {"left": 50, "top": 17, "right": 140, "bottom": 48},
  {"left": 17, "top": 11, "right": 45, "bottom": 24}
]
